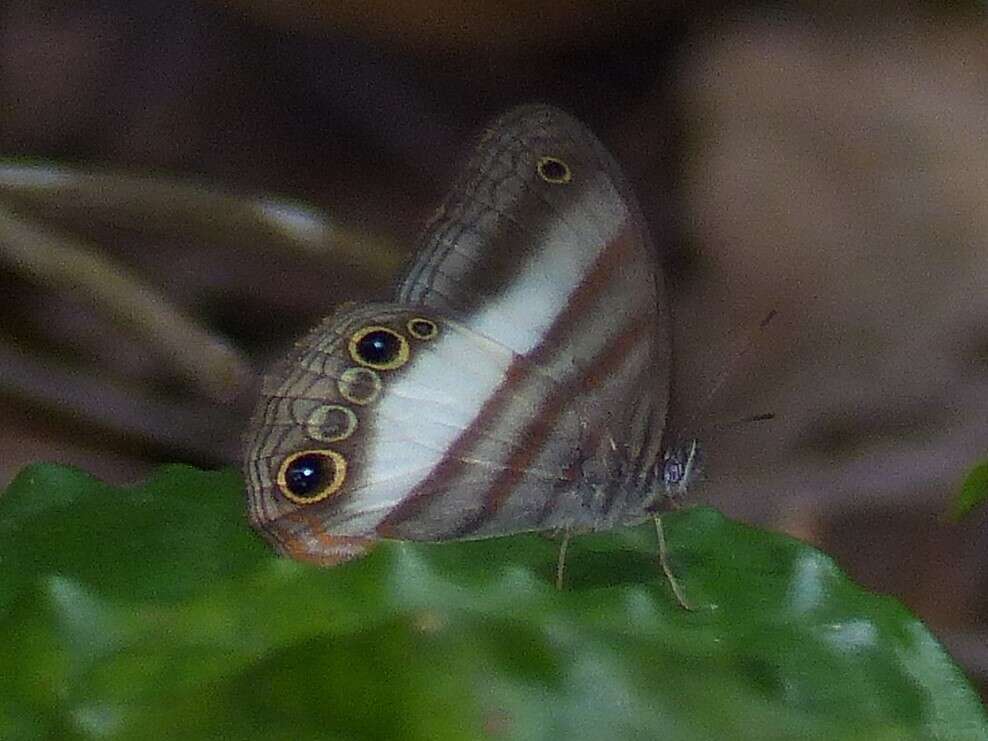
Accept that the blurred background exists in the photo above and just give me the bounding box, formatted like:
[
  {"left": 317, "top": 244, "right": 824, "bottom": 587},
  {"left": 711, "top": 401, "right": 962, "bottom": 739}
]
[{"left": 0, "top": 0, "right": 985, "bottom": 697}]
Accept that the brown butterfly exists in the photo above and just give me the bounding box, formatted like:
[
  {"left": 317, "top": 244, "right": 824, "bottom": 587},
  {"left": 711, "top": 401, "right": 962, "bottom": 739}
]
[{"left": 243, "top": 105, "right": 698, "bottom": 599}]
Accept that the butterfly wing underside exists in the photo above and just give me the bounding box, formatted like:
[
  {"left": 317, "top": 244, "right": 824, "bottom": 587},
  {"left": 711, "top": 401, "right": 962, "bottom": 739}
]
[{"left": 243, "top": 105, "right": 672, "bottom": 564}]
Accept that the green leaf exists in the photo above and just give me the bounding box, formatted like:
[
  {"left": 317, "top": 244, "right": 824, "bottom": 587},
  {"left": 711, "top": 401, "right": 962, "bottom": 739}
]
[
  {"left": 1, "top": 463, "right": 985, "bottom": 741},
  {"left": 948, "top": 460, "right": 988, "bottom": 521}
]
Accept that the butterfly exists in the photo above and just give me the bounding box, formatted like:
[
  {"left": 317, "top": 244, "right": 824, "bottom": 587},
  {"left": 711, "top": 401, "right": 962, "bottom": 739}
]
[{"left": 243, "top": 105, "right": 698, "bottom": 599}]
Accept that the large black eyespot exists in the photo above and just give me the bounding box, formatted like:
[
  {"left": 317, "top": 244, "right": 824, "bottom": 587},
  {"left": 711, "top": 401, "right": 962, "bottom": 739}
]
[
  {"left": 358, "top": 331, "right": 398, "bottom": 362},
  {"left": 277, "top": 450, "right": 347, "bottom": 504},
  {"left": 348, "top": 326, "right": 409, "bottom": 370},
  {"left": 537, "top": 156, "right": 572, "bottom": 184}
]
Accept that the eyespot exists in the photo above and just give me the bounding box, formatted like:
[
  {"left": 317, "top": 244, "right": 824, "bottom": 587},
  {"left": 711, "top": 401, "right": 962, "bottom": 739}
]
[
  {"left": 306, "top": 404, "right": 357, "bottom": 442},
  {"left": 537, "top": 156, "right": 571, "bottom": 184},
  {"left": 277, "top": 449, "right": 347, "bottom": 504},
  {"left": 349, "top": 326, "right": 409, "bottom": 370},
  {"left": 407, "top": 317, "right": 438, "bottom": 340},
  {"left": 338, "top": 366, "right": 382, "bottom": 405}
]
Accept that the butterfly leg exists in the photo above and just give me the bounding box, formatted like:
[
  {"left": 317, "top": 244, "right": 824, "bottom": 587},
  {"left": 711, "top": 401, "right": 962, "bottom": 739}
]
[
  {"left": 555, "top": 530, "right": 571, "bottom": 591},
  {"left": 654, "top": 515, "right": 694, "bottom": 610}
]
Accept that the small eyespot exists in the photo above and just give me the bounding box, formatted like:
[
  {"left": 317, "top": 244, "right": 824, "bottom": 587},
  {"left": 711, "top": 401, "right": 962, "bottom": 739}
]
[
  {"left": 277, "top": 450, "right": 347, "bottom": 504},
  {"left": 338, "top": 367, "right": 382, "bottom": 405},
  {"left": 306, "top": 404, "right": 357, "bottom": 442},
  {"left": 407, "top": 317, "right": 438, "bottom": 340},
  {"left": 537, "top": 156, "right": 571, "bottom": 184},
  {"left": 349, "top": 326, "right": 409, "bottom": 370}
]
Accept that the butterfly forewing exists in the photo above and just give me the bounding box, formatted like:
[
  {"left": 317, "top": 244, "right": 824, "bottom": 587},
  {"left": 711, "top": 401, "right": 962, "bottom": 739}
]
[{"left": 244, "top": 105, "right": 673, "bottom": 562}]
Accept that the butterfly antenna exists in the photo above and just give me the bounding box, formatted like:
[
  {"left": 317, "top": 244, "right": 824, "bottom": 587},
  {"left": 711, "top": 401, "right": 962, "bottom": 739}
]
[
  {"left": 696, "top": 411, "right": 776, "bottom": 438},
  {"left": 742, "top": 412, "right": 775, "bottom": 423},
  {"left": 683, "top": 309, "right": 778, "bottom": 433}
]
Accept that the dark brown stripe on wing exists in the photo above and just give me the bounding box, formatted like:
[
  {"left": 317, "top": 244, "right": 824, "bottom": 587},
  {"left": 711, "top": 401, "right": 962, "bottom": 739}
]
[
  {"left": 446, "top": 314, "right": 646, "bottom": 538},
  {"left": 375, "top": 220, "right": 636, "bottom": 536}
]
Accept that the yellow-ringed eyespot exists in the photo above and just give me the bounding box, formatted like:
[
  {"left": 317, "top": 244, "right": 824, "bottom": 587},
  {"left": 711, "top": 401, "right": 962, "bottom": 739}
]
[
  {"left": 277, "top": 449, "right": 347, "bottom": 504},
  {"left": 338, "top": 366, "right": 382, "bottom": 405},
  {"left": 348, "top": 326, "right": 409, "bottom": 370},
  {"left": 536, "top": 156, "right": 571, "bottom": 184},
  {"left": 306, "top": 404, "right": 357, "bottom": 442},
  {"left": 406, "top": 317, "right": 438, "bottom": 340}
]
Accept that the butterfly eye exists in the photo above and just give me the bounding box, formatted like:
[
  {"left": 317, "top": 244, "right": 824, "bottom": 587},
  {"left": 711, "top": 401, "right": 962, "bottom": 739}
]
[
  {"left": 406, "top": 317, "right": 438, "bottom": 340},
  {"left": 537, "top": 156, "right": 571, "bottom": 184},
  {"left": 349, "top": 326, "right": 410, "bottom": 370},
  {"left": 277, "top": 450, "right": 347, "bottom": 504}
]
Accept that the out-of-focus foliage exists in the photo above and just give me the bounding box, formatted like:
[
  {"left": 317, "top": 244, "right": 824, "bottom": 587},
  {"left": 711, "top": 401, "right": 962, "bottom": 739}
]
[
  {"left": 949, "top": 460, "right": 988, "bottom": 521},
  {"left": 1, "top": 464, "right": 985, "bottom": 740}
]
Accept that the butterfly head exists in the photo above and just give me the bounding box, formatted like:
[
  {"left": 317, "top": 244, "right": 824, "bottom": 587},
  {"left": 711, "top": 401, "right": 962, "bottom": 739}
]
[
  {"left": 659, "top": 438, "right": 702, "bottom": 504},
  {"left": 242, "top": 303, "right": 446, "bottom": 565}
]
